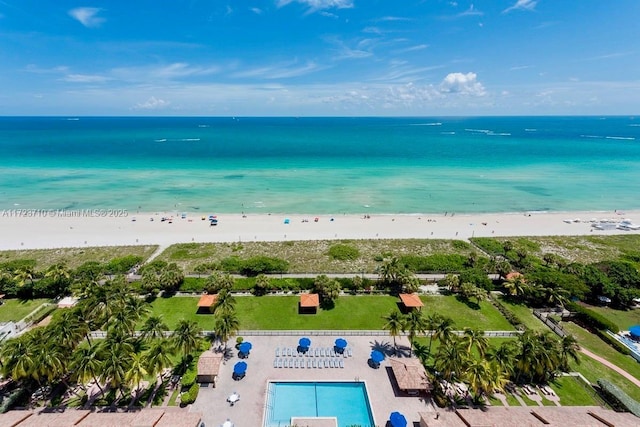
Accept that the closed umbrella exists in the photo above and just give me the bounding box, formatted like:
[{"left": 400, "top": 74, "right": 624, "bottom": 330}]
[{"left": 389, "top": 412, "right": 407, "bottom": 427}]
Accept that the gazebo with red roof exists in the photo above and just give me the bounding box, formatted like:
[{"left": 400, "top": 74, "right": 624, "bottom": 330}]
[
  {"left": 299, "top": 293, "right": 320, "bottom": 314},
  {"left": 399, "top": 293, "right": 424, "bottom": 311},
  {"left": 197, "top": 293, "right": 218, "bottom": 313}
]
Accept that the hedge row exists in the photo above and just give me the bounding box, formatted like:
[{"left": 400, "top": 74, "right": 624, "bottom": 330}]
[
  {"left": 180, "top": 382, "right": 199, "bottom": 405},
  {"left": 490, "top": 296, "right": 527, "bottom": 331},
  {"left": 567, "top": 302, "right": 619, "bottom": 333},
  {"left": 597, "top": 379, "right": 640, "bottom": 417},
  {"left": 594, "top": 329, "right": 632, "bottom": 356}
]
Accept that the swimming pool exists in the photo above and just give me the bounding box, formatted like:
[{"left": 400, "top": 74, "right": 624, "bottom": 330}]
[{"left": 264, "top": 381, "right": 375, "bottom": 427}]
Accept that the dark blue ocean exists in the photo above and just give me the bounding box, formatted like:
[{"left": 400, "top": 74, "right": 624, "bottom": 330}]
[{"left": 0, "top": 116, "right": 639, "bottom": 214}]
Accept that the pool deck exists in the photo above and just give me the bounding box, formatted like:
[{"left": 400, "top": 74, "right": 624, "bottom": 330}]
[{"left": 190, "top": 334, "right": 435, "bottom": 427}]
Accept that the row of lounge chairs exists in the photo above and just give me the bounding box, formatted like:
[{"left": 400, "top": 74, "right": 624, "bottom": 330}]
[
  {"left": 273, "top": 357, "right": 345, "bottom": 369},
  {"left": 275, "top": 347, "right": 352, "bottom": 358}
]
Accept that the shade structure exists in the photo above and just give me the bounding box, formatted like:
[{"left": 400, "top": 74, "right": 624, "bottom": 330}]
[
  {"left": 227, "top": 392, "right": 240, "bottom": 403},
  {"left": 630, "top": 325, "right": 640, "bottom": 339},
  {"left": 371, "top": 350, "right": 385, "bottom": 363},
  {"left": 299, "top": 337, "right": 311, "bottom": 348},
  {"left": 335, "top": 338, "right": 348, "bottom": 349},
  {"left": 239, "top": 342, "right": 252, "bottom": 354},
  {"left": 389, "top": 411, "right": 407, "bottom": 427},
  {"left": 222, "top": 420, "right": 234, "bottom": 427},
  {"left": 233, "top": 361, "right": 247, "bottom": 375}
]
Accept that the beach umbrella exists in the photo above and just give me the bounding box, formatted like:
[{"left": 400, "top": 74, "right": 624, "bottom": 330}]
[
  {"left": 335, "top": 338, "right": 348, "bottom": 349},
  {"left": 239, "top": 342, "right": 252, "bottom": 354},
  {"left": 222, "top": 420, "right": 234, "bottom": 427},
  {"left": 389, "top": 412, "right": 407, "bottom": 427},
  {"left": 233, "top": 361, "right": 247, "bottom": 376},
  {"left": 299, "top": 337, "right": 311, "bottom": 348},
  {"left": 630, "top": 325, "right": 640, "bottom": 339},
  {"left": 371, "top": 350, "right": 385, "bottom": 364}
]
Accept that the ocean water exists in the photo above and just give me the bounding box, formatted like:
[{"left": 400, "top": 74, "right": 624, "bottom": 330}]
[{"left": 0, "top": 116, "right": 639, "bottom": 214}]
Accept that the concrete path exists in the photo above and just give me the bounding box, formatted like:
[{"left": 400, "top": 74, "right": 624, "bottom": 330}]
[{"left": 580, "top": 348, "right": 640, "bottom": 387}]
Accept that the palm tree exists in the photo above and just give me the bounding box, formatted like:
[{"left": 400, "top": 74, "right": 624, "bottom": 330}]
[
  {"left": 213, "top": 289, "right": 236, "bottom": 314},
  {"left": 377, "top": 257, "right": 404, "bottom": 285},
  {"left": 140, "top": 315, "right": 169, "bottom": 340},
  {"left": 465, "top": 359, "right": 491, "bottom": 398},
  {"left": 100, "top": 344, "right": 132, "bottom": 399},
  {"left": 53, "top": 310, "right": 87, "bottom": 350},
  {"left": 432, "top": 316, "right": 456, "bottom": 347},
  {"left": 144, "top": 339, "right": 175, "bottom": 379},
  {"left": 462, "top": 328, "right": 488, "bottom": 357},
  {"left": 214, "top": 310, "right": 240, "bottom": 350},
  {"left": 413, "top": 342, "right": 430, "bottom": 365},
  {"left": 172, "top": 320, "right": 202, "bottom": 357},
  {"left": 486, "top": 341, "right": 517, "bottom": 379},
  {"left": 441, "top": 274, "right": 460, "bottom": 292},
  {"left": 382, "top": 310, "right": 404, "bottom": 352},
  {"left": 503, "top": 275, "right": 528, "bottom": 297},
  {"left": 45, "top": 263, "right": 71, "bottom": 285},
  {"left": 425, "top": 313, "right": 443, "bottom": 358},
  {"left": 559, "top": 334, "right": 580, "bottom": 372},
  {"left": 13, "top": 266, "right": 35, "bottom": 287},
  {"left": 434, "top": 337, "right": 468, "bottom": 383},
  {"left": 0, "top": 336, "right": 38, "bottom": 381},
  {"left": 403, "top": 309, "right": 427, "bottom": 356},
  {"left": 71, "top": 343, "right": 105, "bottom": 395},
  {"left": 125, "top": 353, "right": 148, "bottom": 393}
]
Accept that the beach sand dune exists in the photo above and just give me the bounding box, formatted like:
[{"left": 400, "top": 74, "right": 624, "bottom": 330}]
[{"left": 1, "top": 210, "right": 639, "bottom": 250}]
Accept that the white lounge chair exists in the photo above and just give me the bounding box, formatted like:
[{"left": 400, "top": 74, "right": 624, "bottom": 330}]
[
  {"left": 275, "top": 347, "right": 280, "bottom": 357},
  {"left": 339, "top": 359, "right": 344, "bottom": 368}
]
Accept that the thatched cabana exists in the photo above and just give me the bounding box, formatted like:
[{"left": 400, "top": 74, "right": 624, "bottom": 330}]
[
  {"left": 197, "top": 350, "right": 223, "bottom": 384},
  {"left": 389, "top": 357, "right": 431, "bottom": 394}
]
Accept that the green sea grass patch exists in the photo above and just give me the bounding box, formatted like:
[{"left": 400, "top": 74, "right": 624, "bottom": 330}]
[
  {"left": 0, "top": 245, "right": 157, "bottom": 270},
  {"left": 159, "top": 239, "right": 481, "bottom": 274}
]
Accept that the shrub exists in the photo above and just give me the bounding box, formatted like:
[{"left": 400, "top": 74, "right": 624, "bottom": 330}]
[
  {"left": 567, "top": 302, "right": 619, "bottom": 333},
  {"left": 180, "top": 382, "right": 200, "bottom": 405},
  {"left": 490, "top": 296, "right": 527, "bottom": 331},
  {"left": 328, "top": 244, "right": 360, "bottom": 261},
  {"left": 105, "top": 255, "right": 143, "bottom": 274},
  {"left": 219, "top": 256, "right": 243, "bottom": 273},
  {"left": 181, "top": 366, "right": 197, "bottom": 388},
  {"left": 0, "top": 259, "right": 37, "bottom": 273},
  {"left": 597, "top": 379, "right": 640, "bottom": 416},
  {"left": 470, "top": 238, "right": 505, "bottom": 256},
  {"left": 240, "top": 256, "right": 289, "bottom": 276},
  {"left": 398, "top": 254, "right": 467, "bottom": 273}
]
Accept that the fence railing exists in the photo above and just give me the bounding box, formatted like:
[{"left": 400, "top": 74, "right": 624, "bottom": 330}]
[{"left": 533, "top": 309, "right": 567, "bottom": 337}]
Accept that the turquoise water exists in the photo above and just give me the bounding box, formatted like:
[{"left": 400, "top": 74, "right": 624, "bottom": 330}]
[
  {"left": 265, "top": 381, "right": 375, "bottom": 427},
  {"left": 1, "top": 116, "right": 639, "bottom": 213}
]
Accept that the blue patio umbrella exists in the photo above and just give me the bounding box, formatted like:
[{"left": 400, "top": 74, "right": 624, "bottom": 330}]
[
  {"left": 299, "top": 337, "right": 311, "bottom": 348},
  {"left": 233, "top": 361, "right": 247, "bottom": 376},
  {"left": 389, "top": 411, "right": 407, "bottom": 427},
  {"left": 370, "top": 350, "right": 385, "bottom": 364},
  {"left": 630, "top": 325, "right": 640, "bottom": 339},
  {"left": 335, "top": 338, "right": 348, "bottom": 349},
  {"left": 239, "top": 342, "right": 252, "bottom": 354}
]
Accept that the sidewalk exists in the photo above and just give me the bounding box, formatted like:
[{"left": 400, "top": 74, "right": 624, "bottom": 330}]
[{"left": 579, "top": 348, "right": 640, "bottom": 387}]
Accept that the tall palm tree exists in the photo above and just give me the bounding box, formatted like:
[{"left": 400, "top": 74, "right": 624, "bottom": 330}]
[
  {"left": 125, "top": 353, "right": 148, "bottom": 393},
  {"left": 503, "top": 275, "right": 528, "bottom": 297},
  {"left": 403, "top": 309, "right": 427, "bottom": 356},
  {"left": 172, "top": 320, "right": 202, "bottom": 356},
  {"left": 144, "top": 339, "right": 175, "bottom": 379},
  {"left": 559, "top": 334, "right": 580, "bottom": 372},
  {"left": 53, "top": 310, "right": 87, "bottom": 350},
  {"left": 382, "top": 310, "right": 404, "bottom": 352},
  {"left": 100, "top": 344, "right": 132, "bottom": 399},
  {"left": 434, "top": 337, "right": 468, "bottom": 383},
  {"left": 486, "top": 341, "right": 517, "bottom": 379},
  {"left": 140, "top": 315, "right": 169, "bottom": 341},
  {"left": 213, "top": 289, "right": 236, "bottom": 314},
  {"left": 462, "top": 328, "right": 488, "bottom": 357},
  {"left": 425, "top": 313, "right": 444, "bottom": 358},
  {"left": 45, "top": 263, "right": 71, "bottom": 286},
  {"left": 214, "top": 310, "right": 240, "bottom": 350},
  {"left": 71, "top": 343, "right": 106, "bottom": 395},
  {"left": 13, "top": 266, "right": 35, "bottom": 287},
  {"left": 377, "top": 257, "right": 404, "bottom": 285},
  {"left": 432, "top": 316, "right": 456, "bottom": 347},
  {"left": 0, "top": 336, "right": 38, "bottom": 381}
]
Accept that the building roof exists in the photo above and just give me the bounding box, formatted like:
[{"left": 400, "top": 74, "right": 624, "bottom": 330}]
[
  {"left": 389, "top": 357, "right": 431, "bottom": 391},
  {"left": 154, "top": 411, "right": 202, "bottom": 427},
  {"left": 0, "top": 411, "right": 32, "bottom": 427},
  {"left": 197, "top": 350, "right": 223, "bottom": 377},
  {"left": 0, "top": 409, "right": 202, "bottom": 427},
  {"left": 16, "top": 410, "right": 91, "bottom": 427},
  {"left": 399, "top": 293, "right": 424, "bottom": 308},
  {"left": 419, "top": 406, "right": 640, "bottom": 427},
  {"left": 300, "top": 293, "right": 320, "bottom": 308},
  {"left": 197, "top": 293, "right": 218, "bottom": 307}
]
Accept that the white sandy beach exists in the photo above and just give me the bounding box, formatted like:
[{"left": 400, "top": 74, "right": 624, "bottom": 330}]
[{"left": 1, "top": 210, "right": 640, "bottom": 250}]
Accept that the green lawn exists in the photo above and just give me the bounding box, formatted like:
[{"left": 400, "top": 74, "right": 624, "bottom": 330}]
[
  {"left": 562, "top": 322, "right": 640, "bottom": 384},
  {"left": 147, "top": 294, "right": 515, "bottom": 331},
  {"left": 488, "top": 396, "right": 503, "bottom": 406},
  {"left": 569, "top": 353, "right": 640, "bottom": 402},
  {"left": 582, "top": 305, "right": 640, "bottom": 331},
  {"left": 519, "top": 393, "right": 538, "bottom": 406},
  {"left": 0, "top": 298, "right": 51, "bottom": 322},
  {"left": 549, "top": 376, "right": 600, "bottom": 406},
  {"left": 421, "top": 295, "right": 514, "bottom": 331},
  {"left": 505, "top": 393, "right": 521, "bottom": 406},
  {"left": 497, "top": 297, "right": 547, "bottom": 331}
]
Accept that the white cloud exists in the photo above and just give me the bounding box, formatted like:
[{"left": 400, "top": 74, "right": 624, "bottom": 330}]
[
  {"left": 68, "top": 7, "right": 105, "bottom": 28},
  {"left": 439, "top": 72, "right": 486, "bottom": 96},
  {"left": 276, "top": 0, "right": 354, "bottom": 12},
  {"left": 319, "top": 11, "right": 339, "bottom": 19},
  {"left": 133, "top": 96, "right": 170, "bottom": 110},
  {"left": 503, "top": 0, "right": 537, "bottom": 14},
  {"left": 250, "top": 7, "right": 263, "bottom": 14},
  {"left": 375, "top": 16, "right": 411, "bottom": 22},
  {"left": 231, "top": 61, "right": 326, "bottom": 79},
  {"left": 62, "top": 74, "right": 110, "bottom": 83},
  {"left": 394, "top": 44, "right": 428, "bottom": 54},
  {"left": 458, "top": 4, "right": 483, "bottom": 17}
]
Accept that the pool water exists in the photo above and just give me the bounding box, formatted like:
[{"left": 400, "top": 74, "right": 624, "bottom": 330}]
[{"left": 265, "top": 382, "right": 375, "bottom": 427}]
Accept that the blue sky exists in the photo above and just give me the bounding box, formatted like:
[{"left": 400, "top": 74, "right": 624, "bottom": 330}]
[{"left": 1, "top": 0, "right": 639, "bottom": 115}]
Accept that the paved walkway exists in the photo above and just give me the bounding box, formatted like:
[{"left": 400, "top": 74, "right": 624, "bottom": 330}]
[{"left": 580, "top": 348, "right": 640, "bottom": 387}]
